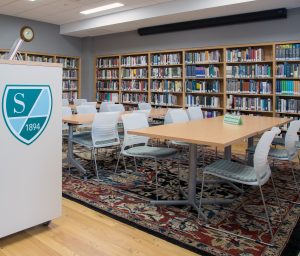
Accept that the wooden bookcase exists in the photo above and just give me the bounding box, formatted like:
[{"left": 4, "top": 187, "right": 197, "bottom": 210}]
[
  {"left": 95, "top": 40, "right": 300, "bottom": 116},
  {"left": 0, "top": 50, "right": 81, "bottom": 103}
]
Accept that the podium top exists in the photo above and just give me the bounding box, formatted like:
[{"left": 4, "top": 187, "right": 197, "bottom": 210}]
[{"left": 0, "top": 59, "right": 63, "bottom": 68}]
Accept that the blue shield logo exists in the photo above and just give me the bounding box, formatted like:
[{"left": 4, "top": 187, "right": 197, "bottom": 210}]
[{"left": 2, "top": 85, "right": 52, "bottom": 145}]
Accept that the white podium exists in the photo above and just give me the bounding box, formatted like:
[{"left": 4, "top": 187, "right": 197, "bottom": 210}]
[{"left": 0, "top": 60, "right": 62, "bottom": 238}]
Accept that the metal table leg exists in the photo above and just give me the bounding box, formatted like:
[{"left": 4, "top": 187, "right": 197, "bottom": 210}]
[
  {"left": 224, "top": 145, "right": 232, "bottom": 160},
  {"left": 67, "top": 124, "right": 87, "bottom": 176},
  {"left": 247, "top": 136, "right": 254, "bottom": 166}
]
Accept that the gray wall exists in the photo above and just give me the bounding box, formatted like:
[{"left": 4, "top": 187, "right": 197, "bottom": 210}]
[
  {"left": 79, "top": 7, "right": 300, "bottom": 100},
  {"left": 0, "top": 14, "right": 82, "bottom": 56}
]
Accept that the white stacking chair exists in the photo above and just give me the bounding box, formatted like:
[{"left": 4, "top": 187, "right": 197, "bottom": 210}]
[
  {"left": 199, "top": 130, "right": 280, "bottom": 245},
  {"left": 62, "top": 98, "right": 69, "bottom": 107},
  {"left": 72, "top": 112, "right": 121, "bottom": 179},
  {"left": 76, "top": 105, "right": 97, "bottom": 114},
  {"left": 164, "top": 109, "right": 174, "bottom": 125},
  {"left": 187, "top": 106, "right": 204, "bottom": 120},
  {"left": 107, "top": 104, "right": 125, "bottom": 112},
  {"left": 133, "top": 109, "right": 151, "bottom": 118},
  {"left": 138, "top": 102, "right": 152, "bottom": 110},
  {"left": 82, "top": 102, "right": 98, "bottom": 108},
  {"left": 62, "top": 106, "right": 72, "bottom": 133},
  {"left": 100, "top": 102, "right": 114, "bottom": 112},
  {"left": 115, "top": 113, "right": 178, "bottom": 198},
  {"left": 74, "top": 98, "right": 87, "bottom": 106},
  {"left": 247, "top": 120, "right": 300, "bottom": 203}
]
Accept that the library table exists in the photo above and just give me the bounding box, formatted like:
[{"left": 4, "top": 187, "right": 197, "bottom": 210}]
[
  {"left": 62, "top": 108, "right": 168, "bottom": 176},
  {"left": 128, "top": 115, "right": 290, "bottom": 214}
]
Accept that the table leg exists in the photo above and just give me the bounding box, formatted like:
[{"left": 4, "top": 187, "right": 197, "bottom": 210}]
[
  {"left": 224, "top": 146, "right": 232, "bottom": 160},
  {"left": 67, "top": 124, "right": 87, "bottom": 176}
]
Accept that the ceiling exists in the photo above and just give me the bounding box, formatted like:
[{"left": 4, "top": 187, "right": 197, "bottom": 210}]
[{"left": 0, "top": 0, "right": 300, "bottom": 37}]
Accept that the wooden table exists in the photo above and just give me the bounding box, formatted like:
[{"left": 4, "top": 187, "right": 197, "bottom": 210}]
[
  {"left": 62, "top": 108, "right": 168, "bottom": 176},
  {"left": 128, "top": 115, "right": 291, "bottom": 214}
]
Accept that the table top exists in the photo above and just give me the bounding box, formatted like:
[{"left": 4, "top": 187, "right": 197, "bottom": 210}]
[
  {"left": 62, "top": 108, "right": 168, "bottom": 125},
  {"left": 128, "top": 115, "right": 291, "bottom": 148}
]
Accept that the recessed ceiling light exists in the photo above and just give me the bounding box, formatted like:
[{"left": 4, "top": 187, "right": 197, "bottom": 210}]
[
  {"left": 80, "top": 3, "right": 124, "bottom": 15},
  {"left": 28, "top": 0, "right": 36, "bottom": 1}
]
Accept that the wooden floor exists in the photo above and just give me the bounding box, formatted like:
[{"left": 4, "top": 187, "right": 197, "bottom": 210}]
[{"left": 0, "top": 142, "right": 250, "bottom": 256}]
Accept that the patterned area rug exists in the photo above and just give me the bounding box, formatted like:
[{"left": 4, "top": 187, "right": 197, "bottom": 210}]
[{"left": 62, "top": 144, "right": 300, "bottom": 256}]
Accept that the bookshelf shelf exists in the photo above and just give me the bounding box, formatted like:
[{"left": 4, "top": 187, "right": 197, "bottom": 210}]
[{"left": 94, "top": 41, "right": 300, "bottom": 115}]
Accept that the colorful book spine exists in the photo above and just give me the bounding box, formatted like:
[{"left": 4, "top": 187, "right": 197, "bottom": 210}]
[
  {"left": 121, "top": 55, "right": 147, "bottom": 66},
  {"left": 275, "top": 44, "right": 300, "bottom": 60},
  {"left": 97, "top": 69, "right": 118, "bottom": 79},
  {"left": 151, "top": 67, "right": 182, "bottom": 78},
  {"left": 122, "top": 93, "right": 147, "bottom": 103},
  {"left": 185, "top": 95, "right": 220, "bottom": 108},
  {"left": 226, "top": 64, "right": 271, "bottom": 78},
  {"left": 151, "top": 80, "right": 182, "bottom": 92},
  {"left": 151, "top": 93, "right": 178, "bottom": 105},
  {"left": 151, "top": 53, "right": 181, "bottom": 65},
  {"left": 276, "top": 63, "right": 300, "bottom": 78},
  {"left": 97, "top": 58, "right": 119, "bottom": 68},
  {"left": 226, "top": 79, "right": 272, "bottom": 94},
  {"left": 121, "top": 80, "right": 148, "bottom": 91},
  {"left": 96, "top": 92, "right": 119, "bottom": 102},
  {"left": 185, "top": 80, "right": 220, "bottom": 92},
  {"left": 226, "top": 47, "right": 264, "bottom": 62},
  {"left": 276, "top": 98, "right": 300, "bottom": 113},
  {"left": 121, "top": 68, "right": 148, "bottom": 79},
  {"left": 185, "top": 50, "right": 221, "bottom": 64},
  {"left": 186, "top": 65, "right": 220, "bottom": 78},
  {"left": 227, "top": 95, "right": 271, "bottom": 111},
  {"left": 276, "top": 80, "right": 300, "bottom": 95},
  {"left": 97, "top": 81, "right": 118, "bottom": 90}
]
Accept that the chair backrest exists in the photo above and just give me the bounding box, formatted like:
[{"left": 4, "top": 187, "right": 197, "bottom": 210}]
[
  {"left": 62, "top": 99, "right": 69, "bottom": 106},
  {"left": 133, "top": 109, "right": 151, "bottom": 118},
  {"left": 285, "top": 120, "right": 300, "bottom": 158},
  {"left": 62, "top": 106, "right": 72, "bottom": 130},
  {"left": 82, "top": 102, "right": 97, "bottom": 107},
  {"left": 100, "top": 102, "right": 114, "bottom": 112},
  {"left": 138, "top": 102, "right": 152, "bottom": 110},
  {"left": 76, "top": 105, "right": 97, "bottom": 114},
  {"left": 91, "top": 112, "right": 120, "bottom": 147},
  {"left": 74, "top": 98, "right": 87, "bottom": 106},
  {"left": 164, "top": 109, "right": 174, "bottom": 125},
  {"left": 254, "top": 130, "right": 277, "bottom": 185},
  {"left": 107, "top": 104, "right": 125, "bottom": 112},
  {"left": 169, "top": 109, "right": 189, "bottom": 124},
  {"left": 122, "top": 113, "right": 149, "bottom": 151},
  {"left": 187, "top": 106, "right": 204, "bottom": 120}
]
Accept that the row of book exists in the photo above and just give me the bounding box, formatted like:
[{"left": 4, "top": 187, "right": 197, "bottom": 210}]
[
  {"left": 151, "top": 67, "right": 182, "bottom": 78},
  {"left": 185, "top": 80, "right": 221, "bottom": 93},
  {"left": 203, "top": 111, "right": 220, "bottom": 118},
  {"left": 186, "top": 95, "right": 221, "bottom": 108},
  {"left": 186, "top": 65, "right": 220, "bottom": 78},
  {"left": 276, "top": 63, "right": 300, "bottom": 78},
  {"left": 275, "top": 44, "right": 300, "bottom": 60},
  {"left": 97, "top": 81, "right": 118, "bottom": 91},
  {"left": 151, "top": 80, "right": 182, "bottom": 92},
  {"left": 96, "top": 92, "right": 119, "bottom": 103},
  {"left": 151, "top": 94, "right": 178, "bottom": 106},
  {"left": 63, "top": 91, "right": 78, "bottom": 100},
  {"left": 97, "top": 70, "right": 118, "bottom": 79},
  {"left": 122, "top": 80, "right": 148, "bottom": 91},
  {"left": 121, "top": 55, "right": 147, "bottom": 66},
  {"left": 226, "top": 79, "right": 272, "bottom": 94},
  {"left": 226, "top": 47, "right": 265, "bottom": 62},
  {"left": 276, "top": 98, "right": 300, "bottom": 113},
  {"left": 226, "top": 64, "right": 272, "bottom": 78},
  {"left": 57, "top": 58, "right": 78, "bottom": 69},
  {"left": 62, "top": 80, "right": 78, "bottom": 91},
  {"left": 121, "top": 68, "right": 148, "bottom": 79},
  {"left": 185, "top": 50, "right": 221, "bottom": 64},
  {"left": 96, "top": 57, "right": 119, "bottom": 68},
  {"left": 151, "top": 53, "right": 181, "bottom": 65},
  {"left": 122, "top": 93, "right": 147, "bottom": 104},
  {"left": 276, "top": 80, "right": 300, "bottom": 95},
  {"left": 63, "top": 70, "right": 78, "bottom": 79},
  {"left": 227, "top": 95, "right": 272, "bottom": 111},
  {"left": 27, "top": 56, "right": 54, "bottom": 63}
]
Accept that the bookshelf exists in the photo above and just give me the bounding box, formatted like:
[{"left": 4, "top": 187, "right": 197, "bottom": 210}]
[
  {"left": 0, "top": 50, "right": 81, "bottom": 102},
  {"left": 150, "top": 51, "right": 183, "bottom": 108},
  {"left": 275, "top": 42, "right": 300, "bottom": 117},
  {"left": 95, "top": 55, "right": 120, "bottom": 103},
  {"left": 94, "top": 40, "right": 300, "bottom": 117},
  {"left": 121, "top": 53, "right": 149, "bottom": 109}
]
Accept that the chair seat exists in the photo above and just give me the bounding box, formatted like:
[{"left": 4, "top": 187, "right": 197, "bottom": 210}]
[
  {"left": 204, "top": 159, "right": 259, "bottom": 183},
  {"left": 72, "top": 132, "right": 119, "bottom": 148},
  {"left": 268, "top": 148, "right": 294, "bottom": 160},
  {"left": 125, "top": 146, "right": 177, "bottom": 158},
  {"left": 171, "top": 140, "right": 189, "bottom": 147},
  {"left": 272, "top": 137, "right": 285, "bottom": 146}
]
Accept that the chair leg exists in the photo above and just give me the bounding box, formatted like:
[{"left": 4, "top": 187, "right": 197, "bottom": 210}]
[
  {"left": 259, "top": 185, "right": 274, "bottom": 241},
  {"left": 289, "top": 161, "right": 300, "bottom": 198},
  {"left": 92, "top": 148, "right": 99, "bottom": 180},
  {"left": 114, "top": 151, "right": 122, "bottom": 173},
  {"left": 123, "top": 156, "right": 128, "bottom": 172},
  {"left": 134, "top": 157, "right": 138, "bottom": 172},
  {"left": 155, "top": 158, "right": 159, "bottom": 201},
  {"left": 198, "top": 172, "right": 207, "bottom": 222},
  {"left": 270, "top": 174, "right": 282, "bottom": 222}
]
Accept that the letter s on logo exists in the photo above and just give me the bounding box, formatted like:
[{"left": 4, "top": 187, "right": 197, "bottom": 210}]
[{"left": 13, "top": 93, "right": 25, "bottom": 114}]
